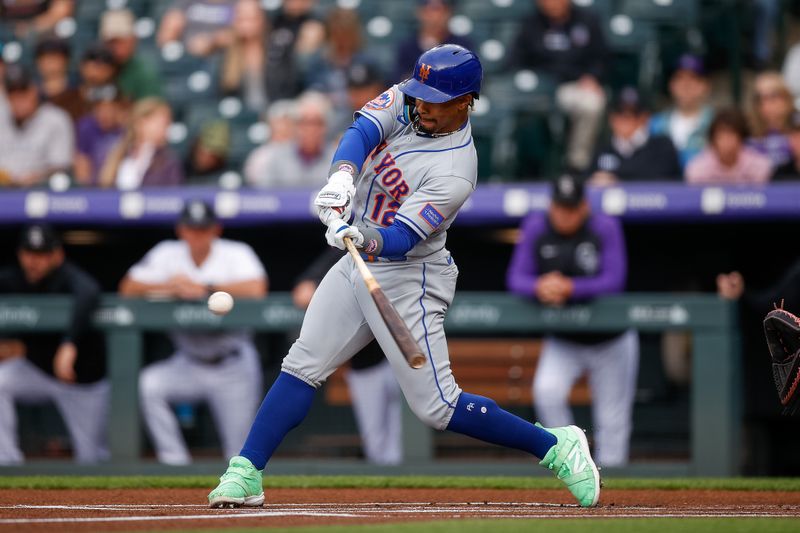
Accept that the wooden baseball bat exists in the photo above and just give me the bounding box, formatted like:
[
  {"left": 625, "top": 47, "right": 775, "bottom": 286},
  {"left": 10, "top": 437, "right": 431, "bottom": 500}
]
[{"left": 343, "top": 237, "right": 426, "bottom": 369}]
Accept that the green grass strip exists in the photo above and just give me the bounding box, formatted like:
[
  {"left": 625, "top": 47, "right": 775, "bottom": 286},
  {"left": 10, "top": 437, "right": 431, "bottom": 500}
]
[
  {"left": 1, "top": 476, "right": 800, "bottom": 491},
  {"left": 159, "top": 519, "right": 800, "bottom": 533}
]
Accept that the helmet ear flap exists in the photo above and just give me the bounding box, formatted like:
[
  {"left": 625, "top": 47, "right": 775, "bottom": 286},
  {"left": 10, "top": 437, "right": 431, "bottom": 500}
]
[{"left": 404, "top": 94, "right": 419, "bottom": 121}]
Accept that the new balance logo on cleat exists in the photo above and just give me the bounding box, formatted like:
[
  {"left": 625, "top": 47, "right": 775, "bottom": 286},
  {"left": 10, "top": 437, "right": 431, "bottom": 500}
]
[
  {"left": 567, "top": 446, "right": 587, "bottom": 474},
  {"left": 537, "top": 424, "right": 601, "bottom": 507}
]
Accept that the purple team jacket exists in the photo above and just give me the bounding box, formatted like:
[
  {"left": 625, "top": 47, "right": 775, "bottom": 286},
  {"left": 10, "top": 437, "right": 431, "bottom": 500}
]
[{"left": 505, "top": 212, "right": 627, "bottom": 301}]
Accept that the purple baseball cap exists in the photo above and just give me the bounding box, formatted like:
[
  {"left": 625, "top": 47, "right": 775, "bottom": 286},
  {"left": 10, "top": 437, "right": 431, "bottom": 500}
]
[{"left": 674, "top": 54, "right": 706, "bottom": 77}]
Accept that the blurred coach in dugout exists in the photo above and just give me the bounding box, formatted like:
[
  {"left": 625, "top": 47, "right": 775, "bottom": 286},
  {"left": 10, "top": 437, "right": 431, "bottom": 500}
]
[
  {"left": 119, "top": 200, "right": 268, "bottom": 464},
  {"left": 506, "top": 175, "right": 637, "bottom": 467},
  {"left": 0, "top": 224, "right": 108, "bottom": 464}
]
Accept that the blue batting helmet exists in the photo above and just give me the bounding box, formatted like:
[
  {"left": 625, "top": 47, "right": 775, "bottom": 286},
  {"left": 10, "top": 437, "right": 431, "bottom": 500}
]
[{"left": 398, "top": 44, "right": 482, "bottom": 104}]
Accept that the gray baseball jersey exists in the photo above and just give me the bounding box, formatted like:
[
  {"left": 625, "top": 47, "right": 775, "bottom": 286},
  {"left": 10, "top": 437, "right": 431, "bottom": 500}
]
[
  {"left": 352, "top": 85, "right": 477, "bottom": 260},
  {"left": 282, "top": 86, "right": 477, "bottom": 429}
]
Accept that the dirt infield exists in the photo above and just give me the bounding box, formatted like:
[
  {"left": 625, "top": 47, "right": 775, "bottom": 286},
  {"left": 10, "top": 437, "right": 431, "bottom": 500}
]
[{"left": 0, "top": 488, "right": 799, "bottom": 531}]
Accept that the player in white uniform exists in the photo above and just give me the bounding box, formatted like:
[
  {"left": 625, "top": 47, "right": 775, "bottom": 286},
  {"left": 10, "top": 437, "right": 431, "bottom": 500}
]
[
  {"left": 208, "top": 45, "right": 601, "bottom": 508},
  {"left": 120, "top": 200, "right": 268, "bottom": 464}
]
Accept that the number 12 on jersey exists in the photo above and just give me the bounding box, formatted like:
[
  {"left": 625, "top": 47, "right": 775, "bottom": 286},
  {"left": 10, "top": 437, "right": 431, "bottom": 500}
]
[{"left": 371, "top": 194, "right": 400, "bottom": 226}]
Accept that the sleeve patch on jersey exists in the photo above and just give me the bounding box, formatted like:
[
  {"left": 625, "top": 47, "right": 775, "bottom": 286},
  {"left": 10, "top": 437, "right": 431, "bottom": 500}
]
[
  {"left": 365, "top": 90, "right": 395, "bottom": 110},
  {"left": 419, "top": 203, "right": 445, "bottom": 229}
]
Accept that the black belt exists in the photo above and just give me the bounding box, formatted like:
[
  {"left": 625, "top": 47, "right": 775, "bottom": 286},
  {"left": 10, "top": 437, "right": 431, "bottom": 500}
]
[{"left": 195, "top": 348, "right": 240, "bottom": 366}]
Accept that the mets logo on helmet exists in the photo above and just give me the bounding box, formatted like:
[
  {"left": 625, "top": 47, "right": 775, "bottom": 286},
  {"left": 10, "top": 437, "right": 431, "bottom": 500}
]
[
  {"left": 419, "top": 63, "right": 431, "bottom": 83},
  {"left": 365, "top": 89, "right": 396, "bottom": 110}
]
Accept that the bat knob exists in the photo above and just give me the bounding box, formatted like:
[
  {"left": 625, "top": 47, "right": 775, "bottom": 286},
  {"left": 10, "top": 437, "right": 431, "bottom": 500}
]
[{"left": 410, "top": 354, "right": 426, "bottom": 369}]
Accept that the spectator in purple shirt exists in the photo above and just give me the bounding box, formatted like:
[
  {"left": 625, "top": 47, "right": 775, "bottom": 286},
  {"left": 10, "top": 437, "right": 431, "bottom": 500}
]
[
  {"left": 74, "top": 84, "right": 127, "bottom": 186},
  {"left": 506, "top": 174, "right": 637, "bottom": 467},
  {"left": 748, "top": 71, "right": 794, "bottom": 168}
]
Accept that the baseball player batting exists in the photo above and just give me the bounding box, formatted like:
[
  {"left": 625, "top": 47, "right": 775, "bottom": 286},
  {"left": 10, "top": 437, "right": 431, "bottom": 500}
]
[{"left": 208, "top": 44, "right": 601, "bottom": 508}]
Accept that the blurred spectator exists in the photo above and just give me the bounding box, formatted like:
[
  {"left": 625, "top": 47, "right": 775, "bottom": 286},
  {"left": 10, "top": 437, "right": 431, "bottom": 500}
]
[
  {"left": 506, "top": 175, "right": 636, "bottom": 467},
  {"left": 0, "top": 224, "right": 108, "bottom": 464},
  {"left": 752, "top": 0, "right": 779, "bottom": 70},
  {"left": 243, "top": 99, "right": 295, "bottom": 182},
  {"left": 394, "top": 0, "right": 472, "bottom": 82},
  {"left": 244, "top": 92, "right": 334, "bottom": 188},
  {"left": 773, "top": 112, "right": 800, "bottom": 181},
  {"left": 304, "top": 8, "right": 371, "bottom": 129},
  {"left": 74, "top": 85, "right": 127, "bottom": 186},
  {"left": 0, "top": 54, "right": 6, "bottom": 112},
  {"left": 748, "top": 71, "right": 794, "bottom": 168},
  {"left": 346, "top": 62, "right": 385, "bottom": 113},
  {"left": 220, "top": 0, "right": 269, "bottom": 112},
  {"left": 718, "top": 260, "right": 800, "bottom": 312},
  {"left": 292, "top": 248, "right": 402, "bottom": 465},
  {"left": 157, "top": 0, "right": 236, "bottom": 57},
  {"left": 686, "top": 108, "right": 773, "bottom": 185},
  {"left": 184, "top": 120, "right": 230, "bottom": 181},
  {"left": 119, "top": 200, "right": 267, "bottom": 464},
  {"left": 265, "top": 0, "right": 325, "bottom": 101},
  {"left": 53, "top": 44, "right": 120, "bottom": 122},
  {"left": 0, "top": 0, "right": 73, "bottom": 37},
  {"left": 0, "top": 64, "right": 74, "bottom": 187},
  {"left": 512, "top": 0, "right": 608, "bottom": 171},
  {"left": 588, "top": 87, "right": 680, "bottom": 185},
  {"left": 266, "top": 99, "right": 296, "bottom": 143},
  {"left": 100, "top": 9, "right": 162, "bottom": 101},
  {"left": 34, "top": 37, "right": 79, "bottom": 109},
  {"left": 98, "top": 97, "right": 184, "bottom": 188},
  {"left": 782, "top": 39, "right": 800, "bottom": 98},
  {"left": 650, "top": 54, "right": 714, "bottom": 169}
]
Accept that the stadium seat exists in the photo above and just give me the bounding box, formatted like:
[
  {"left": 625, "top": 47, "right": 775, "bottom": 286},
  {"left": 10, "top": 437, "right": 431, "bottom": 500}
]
[
  {"left": 605, "top": 14, "right": 657, "bottom": 53},
  {"left": 619, "top": 0, "right": 699, "bottom": 27},
  {"left": 604, "top": 15, "right": 660, "bottom": 91},
  {"left": 458, "top": 0, "right": 534, "bottom": 22},
  {"left": 572, "top": 0, "right": 615, "bottom": 20},
  {"left": 471, "top": 101, "right": 516, "bottom": 181},
  {"left": 483, "top": 70, "right": 558, "bottom": 114}
]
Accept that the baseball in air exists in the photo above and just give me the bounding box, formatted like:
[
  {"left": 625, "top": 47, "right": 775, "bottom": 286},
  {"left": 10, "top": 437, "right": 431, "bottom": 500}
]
[{"left": 208, "top": 291, "right": 234, "bottom": 315}]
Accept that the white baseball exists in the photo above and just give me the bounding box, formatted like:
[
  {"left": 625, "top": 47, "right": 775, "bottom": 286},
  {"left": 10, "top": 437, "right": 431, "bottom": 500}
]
[{"left": 207, "top": 291, "right": 234, "bottom": 315}]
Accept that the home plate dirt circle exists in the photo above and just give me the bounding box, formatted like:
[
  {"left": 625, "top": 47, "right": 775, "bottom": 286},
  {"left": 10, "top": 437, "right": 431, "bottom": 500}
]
[{"left": 1, "top": 488, "right": 799, "bottom": 532}]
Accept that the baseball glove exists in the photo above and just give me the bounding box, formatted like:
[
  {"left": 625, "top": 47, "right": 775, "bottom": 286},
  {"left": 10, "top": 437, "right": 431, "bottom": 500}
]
[{"left": 763, "top": 307, "right": 800, "bottom": 415}]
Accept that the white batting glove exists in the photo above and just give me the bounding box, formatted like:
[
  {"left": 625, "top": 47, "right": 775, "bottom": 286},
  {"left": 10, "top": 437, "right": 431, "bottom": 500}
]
[
  {"left": 314, "top": 170, "right": 355, "bottom": 225},
  {"left": 325, "top": 219, "right": 364, "bottom": 250}
]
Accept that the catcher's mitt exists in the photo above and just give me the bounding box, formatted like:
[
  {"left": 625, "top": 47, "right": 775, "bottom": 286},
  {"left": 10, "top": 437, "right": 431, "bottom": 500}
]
[{"left": 763, "top": 307, "right": 800, "bottom": 415}]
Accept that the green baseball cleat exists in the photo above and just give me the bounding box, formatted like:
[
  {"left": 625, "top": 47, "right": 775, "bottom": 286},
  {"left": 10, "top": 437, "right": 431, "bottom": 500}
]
[
  {"left": 537, "top": 424, "right": 601, "bottom": 507},
  {"left": 208, "top": 456, "right": 265, "bottom": 508}
]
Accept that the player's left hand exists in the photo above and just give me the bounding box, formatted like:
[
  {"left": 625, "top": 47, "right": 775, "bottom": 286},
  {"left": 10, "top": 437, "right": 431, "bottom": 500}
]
[
  {"left": 325, "top": 219, "right": 364, "bottom": 250},
  {"left": 314, "top": 171, "right": 355, "bottom": 225}
]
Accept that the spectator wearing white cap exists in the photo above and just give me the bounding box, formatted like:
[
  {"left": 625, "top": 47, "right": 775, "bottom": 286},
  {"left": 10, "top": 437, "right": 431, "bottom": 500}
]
[{"left": 101, "top": 9, "right": 162, "bottom": 101}]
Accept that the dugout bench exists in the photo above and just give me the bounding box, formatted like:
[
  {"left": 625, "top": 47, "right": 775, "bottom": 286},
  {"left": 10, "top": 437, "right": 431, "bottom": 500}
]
[{"left": 0, "top": 293, "right": 740, "bottom": 476}]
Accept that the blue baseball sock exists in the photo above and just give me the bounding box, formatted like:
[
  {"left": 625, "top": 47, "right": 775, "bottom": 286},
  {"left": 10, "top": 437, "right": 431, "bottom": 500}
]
[
  {"left": 446, "top": 392, "right": 557, "bottom": 459},
  {"left": 239, "top": 372, "right": 315, "bottom": 470}
]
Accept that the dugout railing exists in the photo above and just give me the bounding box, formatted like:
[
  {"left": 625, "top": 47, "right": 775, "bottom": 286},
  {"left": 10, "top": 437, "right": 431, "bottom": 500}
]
[{"left": 0, "top": 293, "right": 739, "bottom": 476}]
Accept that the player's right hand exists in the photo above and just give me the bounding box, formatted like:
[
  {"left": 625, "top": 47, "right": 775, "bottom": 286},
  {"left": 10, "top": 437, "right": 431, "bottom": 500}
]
[
  {"left": 314, "top": 170, "right": 355, "bottom": 225},
  {"left": 325, "top": 219, "right": 364, "bottom": 250}
]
